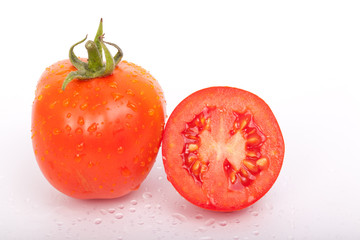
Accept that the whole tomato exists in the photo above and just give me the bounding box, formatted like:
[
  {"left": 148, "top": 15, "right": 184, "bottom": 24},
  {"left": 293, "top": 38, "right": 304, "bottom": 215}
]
[{"left": 31, "top": 19, "right": 166, "bottom": 199}]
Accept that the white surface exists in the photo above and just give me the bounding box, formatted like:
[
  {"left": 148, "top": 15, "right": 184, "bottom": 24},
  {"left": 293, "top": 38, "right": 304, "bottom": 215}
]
[{"left": 1, "top": 0, "right": 360, "bottom": 239}]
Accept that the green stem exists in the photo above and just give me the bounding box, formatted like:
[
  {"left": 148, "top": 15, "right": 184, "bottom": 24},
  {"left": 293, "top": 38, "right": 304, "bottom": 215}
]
[{"left": 62, "top": 19, "right": 123, "bottom": 90}]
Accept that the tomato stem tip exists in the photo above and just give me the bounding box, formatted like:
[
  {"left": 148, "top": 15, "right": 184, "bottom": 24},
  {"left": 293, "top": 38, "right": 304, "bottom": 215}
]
[{"left": 62, "top": 19, "right": 123, "bottom": 90}]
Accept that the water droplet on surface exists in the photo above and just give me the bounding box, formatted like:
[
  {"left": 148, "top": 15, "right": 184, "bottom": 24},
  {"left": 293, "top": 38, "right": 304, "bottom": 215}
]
[
  {"left": 118, "top": 204, "right": 124, "bottom": 209},
  {"left": 107, "top": 208, "right": 116, "bottom": 214},
  {"left": 200, "top": 237, "right": 213, "bottom": 240},
  {"left": 142, "top": 192, "right": 152, "bottom": 199},
  {"left": 253, "top": 230, "right": 259, "bottom": 236},
  {"left": 195, "top": 214, "right": 204, "bottom": 220},
  {"left": 129, "top": 207, "right": 136, "bottom": 213},
  {"left": 172, "top": 213, "right": 187, "bottom": 223},
  {"left": 94, "top": 218, "right": 102, "bottom": 225},
  {"left": 204, "top": 218, "right": 216, "bottom": 226},
  {"left": 144, "top": 204, "right": 152, "bottom": 209},
  {"left": 115, "top": 213, "right": 123, "bottom": 219},
  {"left": 130, "top": 200, "right": 138, "bottom": 205},
  {"left": 218, "top": 220, "right": 227, "bottom": 227},
  {"left": 251, "top": 211, "right": 259, "bottom": 217}
]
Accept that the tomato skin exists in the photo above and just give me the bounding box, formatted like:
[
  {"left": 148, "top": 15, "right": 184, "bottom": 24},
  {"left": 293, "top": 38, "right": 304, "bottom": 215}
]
[
  {"left": 162, "top": 87, "right": 284, "bottom": 211},
  {"left": 31, "top": 59, "right": 165, "bottom": 199}
]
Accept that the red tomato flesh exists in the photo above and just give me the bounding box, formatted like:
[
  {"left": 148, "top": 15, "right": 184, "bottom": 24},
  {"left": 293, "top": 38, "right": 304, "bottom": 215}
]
[{"left": 162, "top": 87, "right": 284, "bottom": 211}]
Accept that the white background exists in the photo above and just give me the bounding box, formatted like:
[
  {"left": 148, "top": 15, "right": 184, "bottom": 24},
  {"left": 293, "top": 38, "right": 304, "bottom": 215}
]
[{"left": 1, "top": 0, "right": 360, "bottom": 239}]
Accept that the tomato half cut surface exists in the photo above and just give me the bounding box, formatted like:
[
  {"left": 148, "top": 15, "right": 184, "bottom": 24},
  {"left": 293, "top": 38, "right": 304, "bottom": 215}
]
[{"left": 162, "top": 87, "right": 284, "bottom": 211}]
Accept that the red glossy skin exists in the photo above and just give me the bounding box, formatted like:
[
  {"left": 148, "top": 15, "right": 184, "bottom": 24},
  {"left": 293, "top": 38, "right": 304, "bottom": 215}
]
[
  {"left": 31, "top": 59, "right": 166, "bottom": 199},
  {"left": 162, "top": 87, "right": 284, "bottom": 211}
]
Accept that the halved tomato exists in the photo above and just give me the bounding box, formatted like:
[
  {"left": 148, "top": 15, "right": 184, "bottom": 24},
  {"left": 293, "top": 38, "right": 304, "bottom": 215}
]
[{"left": 162, "top": 87, "right": 284, "bottom": 211}]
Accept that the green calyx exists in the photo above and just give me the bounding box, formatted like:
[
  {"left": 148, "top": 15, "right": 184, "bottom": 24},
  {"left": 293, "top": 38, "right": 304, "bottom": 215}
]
[{"left": 62, "top": 19, "right": 123, "bottom": 90}]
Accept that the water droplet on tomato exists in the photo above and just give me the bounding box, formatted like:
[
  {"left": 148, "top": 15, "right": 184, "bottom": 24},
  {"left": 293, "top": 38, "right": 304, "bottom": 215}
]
[
  {"left": 87, "top": 123, "right": 97, "bottom": 132},
  {"left": 77, "top": 117, "right": 84, "bottom": 126},
  {"left": 148, "top": 108, "right": 155, "bottom": 116},
  {"left": 115, "top": 213, "right": 123, "bottom": 219},
  {"left": 77, "top": 142, "right": 84, "bottom": 151},
  {"left": 80, "top": 103, "right": 88, "bottom": 110},
  {"left": 52, "top": 128, "right": 61, "bottom": 135},
  {"left": 127, "top": 102, "right": 137, "bottom": 111},
  {"left": 120, "top": 167, "right": 131, "bottom": 177},
  {"left": 117, "top": 146, "right": 124, "bottom": 153},
  {"left": 75, "top": 128, "right": 83, "bottom": 135},
  {"left": 37, "top": 95, "right": 43, "bottom": 101},
  {"left": 142, "top": 192, "right": 152, "bottom": 199},
  {"left": 74, "top": 154, "right": 82, "bottom": 163},
  {"left": 49, "top": 101, "right": 57, "bottom": 109},
  {"left": 112, "top": 92, "right": 123, "bottom": 101},
  {"left": 126, "top": 89, "right": 135, "bottom": 96}
]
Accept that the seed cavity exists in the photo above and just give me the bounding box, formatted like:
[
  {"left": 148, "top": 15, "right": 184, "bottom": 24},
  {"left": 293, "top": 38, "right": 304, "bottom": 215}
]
[
  {"left": 225, "top": 111, "right": 267, "bottom": 189},
  {"left": 181, "top": 106, "right": 214, "bottom": 183}
]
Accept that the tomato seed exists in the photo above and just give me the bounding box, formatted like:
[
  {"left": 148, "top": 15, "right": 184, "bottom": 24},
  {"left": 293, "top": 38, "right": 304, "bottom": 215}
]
[
  {"left": 256, "top": 158, "right": 269, "bottom": 170},
  {"left": 229, "top": 171, "right": 237, "bottom": 184},
  {"left": 243, "top": 160, "right": 258, "bottom": 174},
  {"left": 188, "top": 144, "right": 199, "bottom": 152}
]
